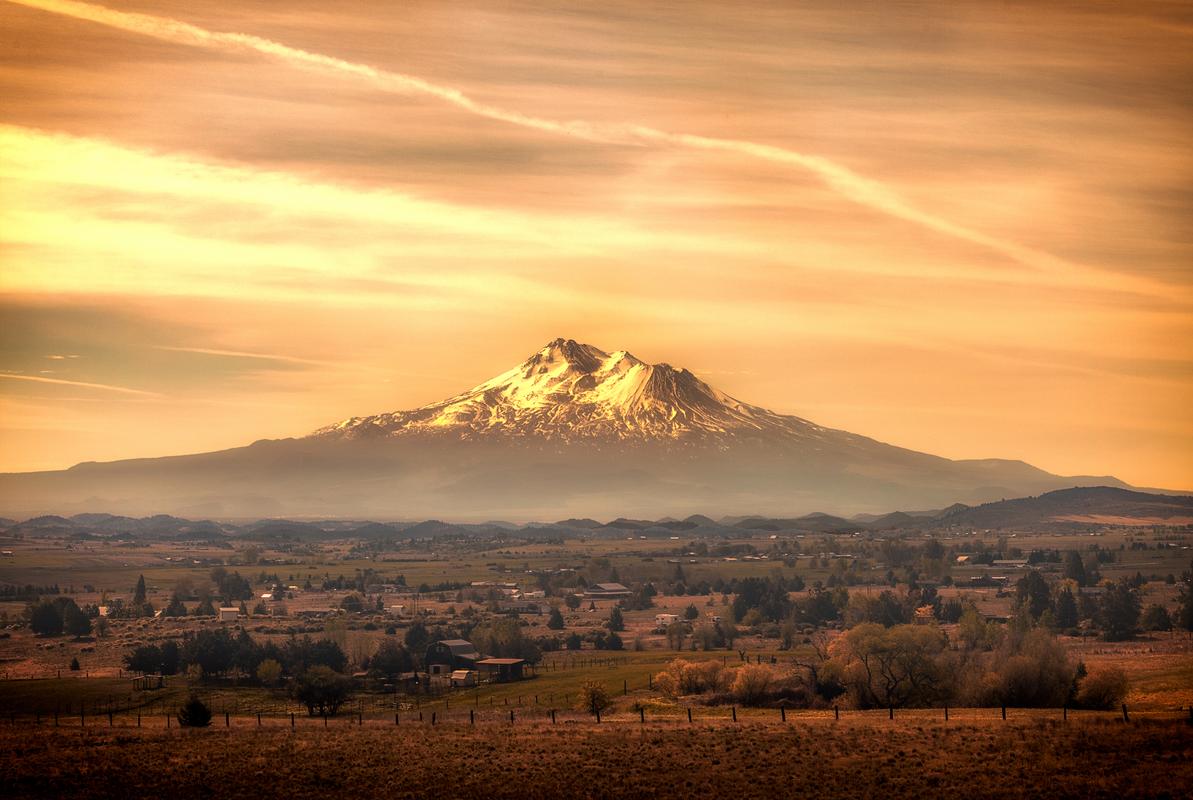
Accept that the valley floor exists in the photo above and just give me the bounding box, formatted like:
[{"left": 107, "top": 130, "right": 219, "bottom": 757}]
[{"left": 1, "top": 717, "right": 1190, "bottom": 799}]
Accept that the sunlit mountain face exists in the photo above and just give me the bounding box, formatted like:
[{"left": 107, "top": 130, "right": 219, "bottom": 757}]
[{"left": 315, "top": 338, "right": 831, "bottom": 445}]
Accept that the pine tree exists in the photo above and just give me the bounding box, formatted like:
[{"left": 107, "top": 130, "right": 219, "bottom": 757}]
[
  {"left": 608, "top": 606, "right": 625, "bottom": 632},
  {"left": 133, "top": 574, "right": 147, "bottom": 605},
  {"left": 177, "top": 695, "right": 212, "bottom": 727},
  {"left": 1054, "top": 585, "right": 1079, "bottom": 629},
  {"left": 547, "top": 606, "right": 566, "bottom": 630}
]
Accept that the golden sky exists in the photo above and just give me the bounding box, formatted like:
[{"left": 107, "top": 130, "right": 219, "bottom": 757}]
[{"left": 0, "top": 0, "right": 1190, "bottom": 489}]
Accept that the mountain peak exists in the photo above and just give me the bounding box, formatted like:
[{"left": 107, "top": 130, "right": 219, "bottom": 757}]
[{"left": 313, "top": 338, "right": 819, "bottom": 444}]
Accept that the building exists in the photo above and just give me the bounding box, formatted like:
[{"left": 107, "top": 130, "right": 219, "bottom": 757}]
[
  {"left": 913, "top": 605, "right": 936, "bottom": 625},
  {"left": 450, "top": 669, "right": 476, "bottom": 687},
  {"left": 476, "top": 658, "right": 525, "bottom": 682},
  {"left": 655, "top": 613, "right": 680, "bottom": 626},
  {"left": 217, "top": 607, "right": 239, "bottom": 622},
  {"left": 584, "top": 582, "right": 632, "bottom": 599},
  {"left": 425, "top": 639, "right": 482, "bottom": 675}
]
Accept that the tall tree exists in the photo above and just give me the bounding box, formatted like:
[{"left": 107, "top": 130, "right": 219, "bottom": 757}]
[
  {"left": 1062, "top": 551, "right": 1087, "bottom": 587},
  {"left": 1054, "top": 586, "right": 1079, "bottom": 629},
  {"left": 133, "top": 574, "right": 147, "bottom": 605},
  {"left": 1015, "top": 571, "right": 1051, "bottom": 621}
]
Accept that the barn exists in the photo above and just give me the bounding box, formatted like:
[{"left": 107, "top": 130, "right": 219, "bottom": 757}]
[{"left": 425, "top": 639, "right": 482, "bottom": 675}]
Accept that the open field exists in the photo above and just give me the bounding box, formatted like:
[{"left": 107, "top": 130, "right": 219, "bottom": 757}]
[{"left": 1, "top": 717, "right": 1190, "bottom": 799}]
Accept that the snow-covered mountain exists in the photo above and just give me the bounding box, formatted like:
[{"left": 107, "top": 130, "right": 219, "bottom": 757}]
[
  {"left": 314, "top": 338, "right": 822, "bottom": 445},
  {"left": 0, "top": 338, "right": 1137, "bottom": 520}
]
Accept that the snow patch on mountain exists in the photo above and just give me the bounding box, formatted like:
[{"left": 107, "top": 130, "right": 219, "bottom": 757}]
[{"left": 312, "top": 338, "right": 837, "bottom": 445}]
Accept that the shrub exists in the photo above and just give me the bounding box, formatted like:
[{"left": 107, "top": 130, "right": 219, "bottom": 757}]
[
  {"left": 177, "top": 696, "right": 212, "bottom": 727},
  {"left": 1075, "top": 667, "right": 1129, "bottom": 710},
  {"left": 731, "top": 664, "right": 774, "bottom": 705},
  {"left": 69, "top": 657, "right": 80, "bottom": 671},
  {"left": 256, "top": 658, "right": 283, "bottom": 687}
]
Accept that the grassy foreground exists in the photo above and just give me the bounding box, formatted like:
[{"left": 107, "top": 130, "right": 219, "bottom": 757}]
[{"left": 2, "top": 718, "right": 1190, "bottom": 799}]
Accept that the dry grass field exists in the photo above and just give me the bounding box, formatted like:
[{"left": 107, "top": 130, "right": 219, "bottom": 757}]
[{"left": 1, "top": 717, "right": 1189, "bottom": 799}]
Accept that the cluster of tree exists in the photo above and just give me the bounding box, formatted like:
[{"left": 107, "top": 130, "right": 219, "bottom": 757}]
[
  {"left": 0, "top": 583, "right": 61, "bottom": 600},
  {"left": 654, "top": 622, "right": 1130, "bottom": 712},
  {"left": 209, "top": 568, "right": 253, "bottom": 602},
  {"left": 828, "top": 622, "right": 1128, "bottom": 710},
  {"left": 468, "top": 618, "right": 542, "bottom": 663},
  {"left": 124, "top": 629, "right": 347, "bottom": 680},
  {"left": 653, "top": 658, "right": 807, "bottom": 707},
  {"left": 1014, "top": 571, "right": 1148, "bottom": 641},
  {"left": 27, "top": 597, "right": 91, "bottom": 637}
]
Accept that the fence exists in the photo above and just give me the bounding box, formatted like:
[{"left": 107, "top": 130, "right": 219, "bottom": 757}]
[{"left": 3, "top": 700, "right": 1191, "bottom": 730}]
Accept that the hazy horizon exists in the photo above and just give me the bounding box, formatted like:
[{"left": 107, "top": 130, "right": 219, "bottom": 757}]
[{"left": 1, "top": 0, "right": 1191, "bottom": 490}]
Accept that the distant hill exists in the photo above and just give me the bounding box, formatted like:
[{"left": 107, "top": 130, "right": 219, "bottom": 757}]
[
  {"left": 930, "top": 486, "right": 1193, "bottom": 529},
  {"left": 1, "top": 486, "right": 1187, "bottom": 541}
]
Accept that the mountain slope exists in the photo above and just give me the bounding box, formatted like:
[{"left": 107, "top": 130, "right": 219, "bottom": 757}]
[{"left": 0, "top": 338, "right": 1142, "bottom": 520}]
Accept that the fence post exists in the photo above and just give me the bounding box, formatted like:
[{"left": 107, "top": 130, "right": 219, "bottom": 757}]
[
  {"left": 595, "top": 709, "right": 601, "bottom": 724},
  {"left": 509, "top": 710, "right": 514, "bottom": 723},
  {"left": 944, "top": 705, "right": 949, "bottom": 722},
  {"left": 395, "top": 712, "right": 399, "bottom": 726},
  {"left": 623, "top": 680, "right": 627, "bottom": 696},
  {"left": 1121, "top": 704, "right": 1129, "bottom": 723},
  {"left": 470, "top": 709, "right": 475, "bottom": 725},
  {"left": 226, "top": 712, "right": 230, "bottom": 727},
  {"left": 257, "top": 712, "right": 261, "bottom": 727},
  {"left": 551, "top": 709, "right": 556, "bottom": 724},
  {"left": 136, "top": 713, "right": 140, "bottom": 728},
  {"left": 834, "top": 705, "right": 839, "bottom": 721},
  {"left": 431, "top": 712, "right": 436, "bottom": 726},
  {"left": 291, "top": 712, "right": 295, "bottom": 728},
  {"left": 1001, "top": 706, "right": 1006, "bottom": 721},
  {"left": 640, "top": 708, "right": 645, "bottom": 724},
  {"left": 108, "top": 711, "right": 113, "bottom": 727},
  {"left": 888, "top": 706, "right": 894, "bottom": 721},
  {"left": 780, "top": 707, "right": 786, "bottom": 722},
  {"left": 731, "top": 707, "right": 737, "bottom": 722},
  {"left": 648, "top": 674, "right": 652, "bottom": 690},
  {"left": 687, "top": 707, "right": 692, "bottom": 724},
  {"left": 323, "top": 713, "right": 327, "bottom": 728},
  {"left": 1063, "top": 705, "right": 1067, "bottom": 721},
  {"left": 166, "top": 714, "right": 170, "bottom": 729}
]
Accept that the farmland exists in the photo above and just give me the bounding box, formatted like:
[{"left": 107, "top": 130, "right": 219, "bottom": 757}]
[{"left": 1, "top": 717, "right": 1190, "bottom": 799}]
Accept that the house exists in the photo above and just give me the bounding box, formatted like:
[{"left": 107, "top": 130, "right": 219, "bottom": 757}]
[
  {"left": 584, "top": 582, "right": 632, "bottom": 599},
  {"left": 217, "top": 607, "right": 239, "bottom": 622},
  {"left": 425, "top": 639, "right": 482, "bottom": 675},
  {"left": 476, "top": 658, "right": 525, "bottom": 682},
  {"left": 655, "top": 613, "right": 680, "bottom": 626},
  {"left": 913, "top": 605, "right": 936, "bottom": 625}
]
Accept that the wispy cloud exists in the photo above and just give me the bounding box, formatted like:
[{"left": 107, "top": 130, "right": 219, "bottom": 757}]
[
  {"left": 153, "top": 345, "right": 333, "bottom": 367},
  {"left": 6, "top": 0, "right": 1175, "bottom": 301},
  {"left": 0, "top": 371, "right": 162, "bottom": 397}
]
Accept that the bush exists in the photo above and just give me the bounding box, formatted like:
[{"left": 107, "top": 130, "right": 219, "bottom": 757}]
[
  {"left": 579, "top": 680, "right": 612, "bottom": 715},
  {"left": 256, "top": 658, "right": 283, "bottom": 687},
  {"left": 731, "top": 664, "right": 774, "bottom": 706},
  {"left": 1075, "top": 667, "right": 1129, "bottom": 710},
  {"left": 69, "top": 657, "right": 80, "bottom": 671},
  {"left": 177, "top": 696, "right": 212, "bottom": 727}
]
